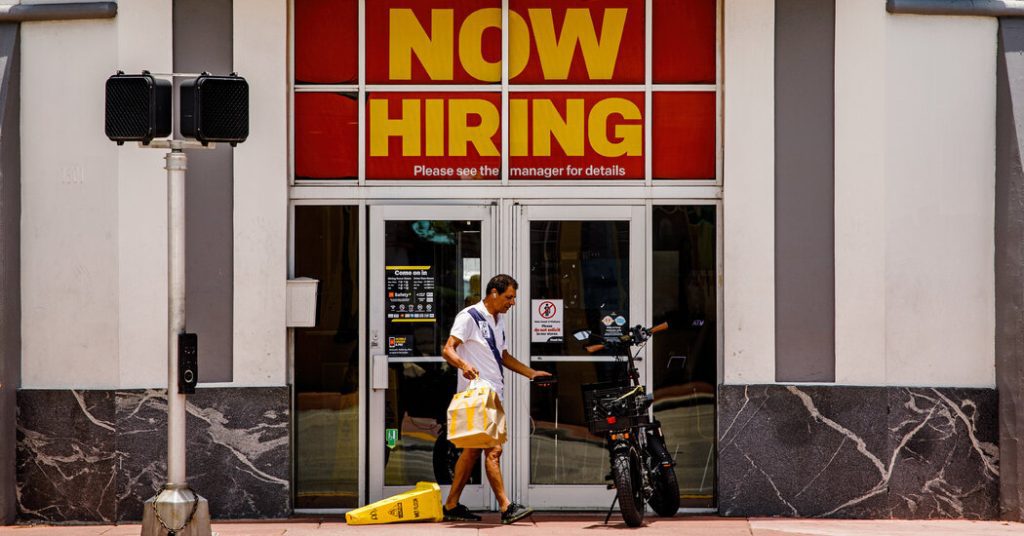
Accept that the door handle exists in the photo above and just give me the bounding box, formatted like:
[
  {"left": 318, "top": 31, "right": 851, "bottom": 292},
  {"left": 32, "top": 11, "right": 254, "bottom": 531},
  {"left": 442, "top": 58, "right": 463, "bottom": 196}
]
[{"left": 371, "top": 354, "right": 389, "bottom": 390}]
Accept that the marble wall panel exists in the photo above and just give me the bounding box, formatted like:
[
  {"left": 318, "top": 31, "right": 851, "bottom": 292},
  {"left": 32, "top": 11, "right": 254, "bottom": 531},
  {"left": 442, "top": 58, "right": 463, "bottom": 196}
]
[
  {"left": 114, "top": 390, "right": 167, "bottom": 522},
  {"left": 718, "top": 385, "right": 999, "bottom": 519},
  {"left": 886, "top": 387, "right": 999, "bottom": 519},
  {"left": 18, "top": 387, "right": 289, "bottom": 523},
  {"left": 116, "top": 387, "right": 290, "bottom": 520},
  {"left": 16, "top": 390, "right": 117, "bottom": 523}
]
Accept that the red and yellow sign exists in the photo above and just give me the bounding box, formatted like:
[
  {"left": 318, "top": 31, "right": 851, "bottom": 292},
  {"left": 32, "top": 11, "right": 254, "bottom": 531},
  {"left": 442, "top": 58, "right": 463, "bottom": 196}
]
[
  {"left": 367, "top": 92, "right": 501, "bottom": 180},
  {"left": 365, "top": 1, "right": 646, "bottom": 179},
  {"left": 294, "top": 0, "right": 716, "bottom": 181},
  {"left": 508, "top": 92, "right": 643, "bottom": 179},
  {"left": 366, "top": 0, "right": 643, "bottom": 84}
]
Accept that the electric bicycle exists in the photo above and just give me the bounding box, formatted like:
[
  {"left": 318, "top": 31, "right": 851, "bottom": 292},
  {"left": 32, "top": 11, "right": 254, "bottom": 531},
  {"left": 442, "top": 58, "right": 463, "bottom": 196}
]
[{"left": 575, "top": 322, "right": 680, "bottom": 527}]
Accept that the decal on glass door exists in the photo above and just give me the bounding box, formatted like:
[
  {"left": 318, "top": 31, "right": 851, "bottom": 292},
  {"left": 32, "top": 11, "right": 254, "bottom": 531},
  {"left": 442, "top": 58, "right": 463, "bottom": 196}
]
[
  {"left": 386, "top": 265, "right": 436, "bottom": 357},
  {"left": 531, "top": 299, "right": 564, "bottom": 343}
]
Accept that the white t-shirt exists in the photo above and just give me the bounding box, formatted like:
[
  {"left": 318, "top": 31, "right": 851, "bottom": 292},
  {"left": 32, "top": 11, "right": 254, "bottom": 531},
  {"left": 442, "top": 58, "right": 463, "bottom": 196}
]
[{"left": 450, "top": 301, "right": 507, "bottom": 400}]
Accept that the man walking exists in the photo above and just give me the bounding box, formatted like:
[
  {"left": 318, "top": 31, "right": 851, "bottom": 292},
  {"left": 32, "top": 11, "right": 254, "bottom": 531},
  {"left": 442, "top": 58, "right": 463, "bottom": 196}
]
[{"left": 440, "top": 274, "right": 551, "bottom": 524}]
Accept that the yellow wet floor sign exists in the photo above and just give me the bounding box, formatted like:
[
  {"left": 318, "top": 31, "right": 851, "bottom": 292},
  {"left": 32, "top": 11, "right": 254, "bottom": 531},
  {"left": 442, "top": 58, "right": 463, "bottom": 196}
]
[{"left": 345, "top": 481, "right": 443, "bottom": 525}]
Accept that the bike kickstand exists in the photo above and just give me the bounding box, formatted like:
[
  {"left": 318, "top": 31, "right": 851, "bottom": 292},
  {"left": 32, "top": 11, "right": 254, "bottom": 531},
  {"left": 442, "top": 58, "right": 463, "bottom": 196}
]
[{"left": 603, "top": 495, "right": 618, "bottom": 525}]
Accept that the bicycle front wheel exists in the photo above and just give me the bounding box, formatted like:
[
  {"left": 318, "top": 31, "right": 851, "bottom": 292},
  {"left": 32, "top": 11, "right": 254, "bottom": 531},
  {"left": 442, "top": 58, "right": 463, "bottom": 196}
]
[{"left": 611, "top": 450, "right": 646, "bottom": 527}]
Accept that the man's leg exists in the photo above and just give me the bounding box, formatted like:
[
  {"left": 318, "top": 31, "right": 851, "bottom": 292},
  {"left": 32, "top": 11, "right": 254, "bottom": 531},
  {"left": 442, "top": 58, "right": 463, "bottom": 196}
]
[
  {"left": 483, "top": 445, "right": 511, "bottom": 512},
  {"left": 444, "top": 448, "right": 481, "bottom": 510}
]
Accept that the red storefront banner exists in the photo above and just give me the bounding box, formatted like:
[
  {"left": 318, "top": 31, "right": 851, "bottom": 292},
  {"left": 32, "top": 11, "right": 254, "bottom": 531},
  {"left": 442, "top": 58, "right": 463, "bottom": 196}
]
[
  {"left": 652, "top": 92, "right": 715, "bottom": 179},
  {"left": 508, "top": 0, "right": 644, "bottom": 84},
  {"left": 653, "top": 0, "right": 717, "bottom": 84},
  {"left": 509, "top": 92, "right": 644, "bottom": 180},
  {"left": 365, "top": 0, "right": 644, "bottom": 84},
  {"left": 295, "top": 0, "right": 716, "bottom": 181},
  {"left": 294, "top": 0, "right": 358, "bottom": 84},
  {"left": 295, "top": 92, "right": 358, "bottom": 179},
  {"left": 366, "top": 0, "right": 502, "bottom": 84},
  {"left": 366, "top": 92, "right": 502, "bottom": 180}
]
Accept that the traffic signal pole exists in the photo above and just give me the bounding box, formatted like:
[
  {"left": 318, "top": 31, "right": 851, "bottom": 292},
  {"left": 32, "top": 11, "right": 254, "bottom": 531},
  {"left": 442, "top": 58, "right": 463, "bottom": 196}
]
[
  {"left": 139, "top": 140, "right": 212, "bottom": 536},
  {"left": 167, "top": 148, "right": 186, "bottom": 489},
  {"left": 105, "top": 69, "right": 246, "bottom": 536}
]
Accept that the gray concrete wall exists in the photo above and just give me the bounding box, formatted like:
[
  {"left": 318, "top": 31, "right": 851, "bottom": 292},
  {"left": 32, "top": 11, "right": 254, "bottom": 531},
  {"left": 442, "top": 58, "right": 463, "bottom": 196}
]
[
  {"left": 996, "top": 17, "right": 1024, "bottom": 522},
  {"left": 0, "top": 22, "right": 18, "bottom": 526},
  {"left": 774, "top": 0, "right": 836, "bottom": 382},
  {"left": 174, "top": 0, "right": 233, "bottom": 382}
]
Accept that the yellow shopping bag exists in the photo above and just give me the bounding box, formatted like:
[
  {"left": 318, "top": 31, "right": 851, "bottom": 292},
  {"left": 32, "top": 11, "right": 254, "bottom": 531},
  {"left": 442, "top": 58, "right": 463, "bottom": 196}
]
[{"left": 447, "top": 379, "right": 506, "bottom": 449}]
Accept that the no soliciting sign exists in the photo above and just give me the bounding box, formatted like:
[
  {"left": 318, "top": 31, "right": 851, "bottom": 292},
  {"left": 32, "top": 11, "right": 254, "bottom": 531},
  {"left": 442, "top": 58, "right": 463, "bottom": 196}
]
[{"left": 532, "top": 299, "right": 563, "bottom": 343}]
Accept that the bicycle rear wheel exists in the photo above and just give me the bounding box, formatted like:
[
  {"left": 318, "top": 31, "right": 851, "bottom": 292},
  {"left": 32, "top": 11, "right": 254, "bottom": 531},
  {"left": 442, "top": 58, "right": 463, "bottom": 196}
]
[
  {"left": 646, "top": 433, "right": 680, "bottom": 516},
  {"left": 648, "top": 464, "right": 680, "bottom": 516}
]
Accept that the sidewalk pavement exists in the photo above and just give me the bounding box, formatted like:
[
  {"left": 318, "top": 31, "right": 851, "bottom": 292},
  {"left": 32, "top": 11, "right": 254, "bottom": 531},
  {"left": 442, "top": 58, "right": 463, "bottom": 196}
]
[{"left": 3, "top": 515, "right": 1024, "bottom": 536}]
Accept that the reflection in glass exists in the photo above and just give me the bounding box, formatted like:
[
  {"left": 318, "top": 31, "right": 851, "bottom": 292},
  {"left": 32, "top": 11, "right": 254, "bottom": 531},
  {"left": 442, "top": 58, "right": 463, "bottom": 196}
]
[
  {"left": 651, "top": 205, "right": 717, "bottom": 508},
  {"left": 384, "top": 220, "right": 481, "bottom": 357},
  {"left": 383, "top": 219, "right": 483, "bottom": 487},
  {"left": 529, "top": 362, "right": 633, "bottom": 484},
  {"left": 384, "top": 363, "right": 482, "bottom": 486},
  {"left": 294, "top": 206, "right": 360, "bottom": 508},
  {"left": 528, "top": 220, "right": 631, "bottom": 485},
  {"left": 529, "top": 220, "right": 630, "bottom": 357}
]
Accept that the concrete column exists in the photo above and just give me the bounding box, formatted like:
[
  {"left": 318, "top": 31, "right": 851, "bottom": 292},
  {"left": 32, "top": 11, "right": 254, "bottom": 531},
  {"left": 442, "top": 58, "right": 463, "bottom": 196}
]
[
  {"left": 0, "top": 22, "right": 18, "bottom": 526},
  {"left": 996, "top": 17, "right": 1024, "bottom": 522}
]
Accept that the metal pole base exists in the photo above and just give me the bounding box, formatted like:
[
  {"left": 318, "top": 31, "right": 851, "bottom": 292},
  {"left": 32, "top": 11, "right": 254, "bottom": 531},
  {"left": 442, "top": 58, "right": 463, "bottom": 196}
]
[{"left": 141, "top": 484, "right": 211, "bottom": 536}]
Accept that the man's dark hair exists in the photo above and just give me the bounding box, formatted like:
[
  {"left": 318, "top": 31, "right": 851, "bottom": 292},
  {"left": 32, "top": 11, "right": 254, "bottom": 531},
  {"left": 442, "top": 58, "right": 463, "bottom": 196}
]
[{"left": 486, "top": 274, "right": 518, "bottom": 296}]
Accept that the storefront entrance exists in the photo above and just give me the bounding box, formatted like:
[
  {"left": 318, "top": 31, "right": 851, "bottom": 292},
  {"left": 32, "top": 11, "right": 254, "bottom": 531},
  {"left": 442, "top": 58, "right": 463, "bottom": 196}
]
[
  {"left": 293, "top": 200, "right": 718, "bottom": 512},
  {"left": 290, "top": 0, "right": 722, "bottom": 514}
]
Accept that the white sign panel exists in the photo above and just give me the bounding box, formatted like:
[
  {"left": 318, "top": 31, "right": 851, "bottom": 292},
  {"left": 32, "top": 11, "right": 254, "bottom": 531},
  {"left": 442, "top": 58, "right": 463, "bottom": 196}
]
[{"left": 531, "top": 299, "right": 564, "bottom": 343}]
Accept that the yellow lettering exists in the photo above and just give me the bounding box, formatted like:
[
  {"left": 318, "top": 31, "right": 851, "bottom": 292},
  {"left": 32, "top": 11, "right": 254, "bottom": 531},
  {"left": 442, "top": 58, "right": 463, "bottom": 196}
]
[
  {"left": 459, "top": 8, "right": 501, "bottom": 82},
  {"left": 588, "top": 98, "right": 642, "bottom": 157},
  {"left": 425, "top": 99, "right": 445, "bottom": 156},
  {"left": 449, "top": 99, "right": 499, "bottom": 157},
  {"left": 507, "top": 10, "right": 531, "bottom": 79},
  {"left": 369, "top": 99, "right": 421, "bottom": 157},
  {"left": 529, "top": 8, "right": 627, "bottom": 80},
  {"left": 389, "top": 9, "right": 454, "bottom": 81},
  {"left": 533, "top": 99, "right": 585, "bottom": 157},
  {"left": 509, "top": 99, "right": 529, "bottom": 157}
]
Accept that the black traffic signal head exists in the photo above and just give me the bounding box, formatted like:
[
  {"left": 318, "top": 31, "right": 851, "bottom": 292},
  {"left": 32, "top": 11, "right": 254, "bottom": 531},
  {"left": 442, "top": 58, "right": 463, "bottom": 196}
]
[
  {"left": 180, "top": 73, "right": 249, "bottom": 146},
  {"left": 104, "top": 71, "right": 172, "bottom": 145}
]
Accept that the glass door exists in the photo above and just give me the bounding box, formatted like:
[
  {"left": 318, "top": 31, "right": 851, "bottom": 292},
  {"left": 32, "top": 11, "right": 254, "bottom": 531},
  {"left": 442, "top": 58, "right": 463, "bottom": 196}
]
[
  {"left": 367, "top": 205, "right": 496, "bottom": 507},
  {"left": 510, "top": 205, "right": 646, "bottom": 509}
]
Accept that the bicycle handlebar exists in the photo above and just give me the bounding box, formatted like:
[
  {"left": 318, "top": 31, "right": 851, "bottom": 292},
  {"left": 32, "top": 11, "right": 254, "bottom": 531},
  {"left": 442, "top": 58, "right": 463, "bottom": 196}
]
[{"left": 583, "top": 322, "right": 669, "bottom": 353}]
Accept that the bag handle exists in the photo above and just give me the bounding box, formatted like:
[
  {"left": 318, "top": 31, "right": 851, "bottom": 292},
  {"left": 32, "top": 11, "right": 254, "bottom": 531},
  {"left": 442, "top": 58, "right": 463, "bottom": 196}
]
[{"left": 468, "top": 377, "right": 497, "bottom": 391}]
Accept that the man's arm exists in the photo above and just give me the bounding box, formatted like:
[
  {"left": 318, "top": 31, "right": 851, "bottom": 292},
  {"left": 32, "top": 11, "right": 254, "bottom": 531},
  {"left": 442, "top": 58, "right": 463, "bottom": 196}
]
[
  {"left": 442, "top": 336, "right": 479, "bottom": 379},
  {"left": 501, "top": 350, "right": 552, "bottom": 380}
]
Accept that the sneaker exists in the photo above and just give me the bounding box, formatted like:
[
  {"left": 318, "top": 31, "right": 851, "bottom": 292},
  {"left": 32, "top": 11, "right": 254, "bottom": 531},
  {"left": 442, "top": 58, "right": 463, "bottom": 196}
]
[
  {"left": 500, "top": 502, "right": 534, "bottom": 525},
  {"left": 443, "top": 503, "right": 482, "bottom": 522}
]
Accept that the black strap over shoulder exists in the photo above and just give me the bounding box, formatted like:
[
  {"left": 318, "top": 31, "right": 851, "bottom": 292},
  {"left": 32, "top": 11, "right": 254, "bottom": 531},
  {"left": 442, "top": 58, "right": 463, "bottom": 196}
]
[{"left": 467, "top": 307, "right": 505, "bottom": 373}]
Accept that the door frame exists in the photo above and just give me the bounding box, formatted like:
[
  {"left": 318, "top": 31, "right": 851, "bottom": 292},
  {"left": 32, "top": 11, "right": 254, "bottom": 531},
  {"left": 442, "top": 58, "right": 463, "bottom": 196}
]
[
  {"left": 366, "top": 203, "right": 499, "bottom": 507},
  {"left": 509, "top": 203, "right": 648, "bottom": 509}
]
